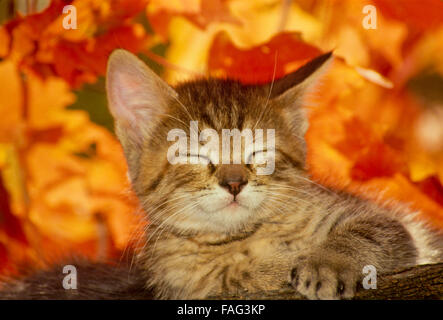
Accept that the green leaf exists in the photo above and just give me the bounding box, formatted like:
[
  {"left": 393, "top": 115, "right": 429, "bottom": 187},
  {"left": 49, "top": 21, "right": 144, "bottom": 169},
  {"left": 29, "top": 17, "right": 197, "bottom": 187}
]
[{"left": 67, "top": 77, "right": 115, "bottom": 133}]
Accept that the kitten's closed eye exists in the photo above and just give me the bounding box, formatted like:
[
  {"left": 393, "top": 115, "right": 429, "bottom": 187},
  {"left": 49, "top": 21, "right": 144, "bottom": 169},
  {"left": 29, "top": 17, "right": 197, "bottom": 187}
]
[
  {"left": 182, "top": 149, "right": 272, "bottom": 166},
  {"left": 177, "top": 153, "right": 212, "bottom": 165}
]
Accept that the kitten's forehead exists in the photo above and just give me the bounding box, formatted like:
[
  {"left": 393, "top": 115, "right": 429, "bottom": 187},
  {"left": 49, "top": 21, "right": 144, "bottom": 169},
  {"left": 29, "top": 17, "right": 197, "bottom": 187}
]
[{"left": 173, "top": 79, "right": 271, "bottom": 130}]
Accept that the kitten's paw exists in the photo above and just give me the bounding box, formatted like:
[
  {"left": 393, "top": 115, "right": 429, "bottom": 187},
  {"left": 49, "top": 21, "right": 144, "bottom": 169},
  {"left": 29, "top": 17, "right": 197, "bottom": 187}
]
[{"left": 290, "top": 254, "right": 360, "bottom": 300}]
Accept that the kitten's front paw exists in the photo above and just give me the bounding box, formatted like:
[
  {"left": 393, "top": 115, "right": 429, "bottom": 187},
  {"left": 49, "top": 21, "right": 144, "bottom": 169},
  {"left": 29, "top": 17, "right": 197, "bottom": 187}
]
[{"left": 290, "top": 253, "right": 360, "bottom": 300}]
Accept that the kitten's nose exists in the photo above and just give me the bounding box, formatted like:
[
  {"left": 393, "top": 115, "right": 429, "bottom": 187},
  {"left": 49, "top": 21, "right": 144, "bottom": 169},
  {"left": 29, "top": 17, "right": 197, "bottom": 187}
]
[
  {"left": 217, "top": 165, "right": 248, "bottom": 197},
  {"left": 222, "top": 180, "right": 247, "bottom": 196}
]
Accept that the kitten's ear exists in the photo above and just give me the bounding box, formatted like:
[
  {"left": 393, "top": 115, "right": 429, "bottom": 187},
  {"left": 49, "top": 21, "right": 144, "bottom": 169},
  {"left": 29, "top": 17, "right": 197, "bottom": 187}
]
[
  {"left": 271, "top": 52, "right": 333, "bottom": 135},
  {"left": 106, "top": 49, "right": 177, "bottom": 148}
]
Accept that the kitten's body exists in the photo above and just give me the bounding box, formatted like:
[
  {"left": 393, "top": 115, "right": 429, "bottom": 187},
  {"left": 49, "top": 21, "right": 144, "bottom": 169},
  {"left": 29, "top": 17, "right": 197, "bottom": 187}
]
[
  {"left": 138, "top": 80, "right": 442, "bottom": 299},
  {"left": 143, "top": 186, "right": 442, "bottom": 299},
  {"left": 1, "top": 51, "right": 442, "bottom": 300}
]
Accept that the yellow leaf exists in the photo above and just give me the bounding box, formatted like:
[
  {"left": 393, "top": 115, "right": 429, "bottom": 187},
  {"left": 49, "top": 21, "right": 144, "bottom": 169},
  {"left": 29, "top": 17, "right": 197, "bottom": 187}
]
[{"left": 0, "top": 60, "right": 23, "bottom": 143}]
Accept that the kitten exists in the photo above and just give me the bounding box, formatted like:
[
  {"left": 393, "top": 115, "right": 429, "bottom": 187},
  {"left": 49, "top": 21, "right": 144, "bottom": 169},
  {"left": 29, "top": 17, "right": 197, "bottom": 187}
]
[
  {"left": 1, "top": 50, "right": 442, "bottom": 300},
  {"left": 106, "top": 50, "right": 443, "bottom": 299}
]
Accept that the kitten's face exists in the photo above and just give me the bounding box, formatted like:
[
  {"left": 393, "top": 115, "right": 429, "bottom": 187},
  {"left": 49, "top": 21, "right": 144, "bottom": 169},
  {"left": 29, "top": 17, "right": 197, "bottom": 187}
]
[
  {"left": 107, "top": 50, "right": 331, "bottom": 235},
  {"left": 134, "top": 82, "right": 305, "bottom": 234}
]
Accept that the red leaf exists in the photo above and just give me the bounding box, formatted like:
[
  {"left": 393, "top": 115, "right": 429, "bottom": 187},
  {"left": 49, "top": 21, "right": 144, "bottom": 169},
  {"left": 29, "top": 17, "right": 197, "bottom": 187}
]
[
  {"left": 53, "top": 25, "right": 147, "bottom": 87},
  {"left": 183, "top": 0, "right": 241, "bottom": 30},
  {"left": 148, "top": 0, "right": 241, "bottom": 40},
  {"left": 415, "top": 176, "right": 443, "bottom": 208},
  {"left": 373, "top": 0, "right": 443, "bottom": 31},
  {"left": 0, "top": 243, "right": 8, "bottom": 271},
  {"left": 334, "top": 118, "right": 407, "bottom": 181},
  {"left": 0, "top": 177, "right": 28, "bottom": 245},
  {"left": 208, "top": 31, "right": 322, "bottom": 84},
  {"left": 350, "top": 143, "right": 405, "bottom": 181},
  {"left": 27, "top": 126, "right": 64, "bottom": 145}
]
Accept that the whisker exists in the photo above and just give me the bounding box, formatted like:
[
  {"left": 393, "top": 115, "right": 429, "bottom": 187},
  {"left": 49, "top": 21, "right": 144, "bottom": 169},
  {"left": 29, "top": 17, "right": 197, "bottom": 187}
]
[
  {"left": 265, "top": 188, "right": 313, "bottom": 204},
  {"left": 149, "top": 203, "right": 200, "bottom": 257},
  {"left": 143, "top": 202, "right": 199, "bottom": 262},
  {"left": 253, "top": 52, "right": 278, "bottom": 131},
  {"left": 129, "top": 202, "right": 187, "bottom": 273},
  {"left": 170, "top": 93, "right": 195, "bottom": 122},
  {"left": 127, "top": 196, "right": 192, "bottom": 272},
  {"left": 162, "top": 113, "right": 191, "bottom": 128},
  {"left": 267, "top": 183, "right": 322, "bottom": 196},
  {"left": 262, "top": 192, "right": 301, "bottom": 208},
  {"left": 144, "top": 197, "right": 199, "bottom": 245},
  {"left": 260, "top": 198, "right": 288, "bottom": 216},
  {"left": 145, "top": 194, "right": 191, "bottom": 217},
  {"left": 296, "top": 176, "right": 335, "bottom": 194}
]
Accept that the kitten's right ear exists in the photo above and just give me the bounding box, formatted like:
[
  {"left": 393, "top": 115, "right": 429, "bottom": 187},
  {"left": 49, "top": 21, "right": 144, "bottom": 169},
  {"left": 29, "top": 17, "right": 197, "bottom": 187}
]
[
  {"left": 270, "top": 52, "right": 333, "bottom": 99},
  {"left": 270, "top": 52, "right": 333, "bottom": 137},
  {"left": 106, "top": 49, "right": 177, "bottom": 147}
]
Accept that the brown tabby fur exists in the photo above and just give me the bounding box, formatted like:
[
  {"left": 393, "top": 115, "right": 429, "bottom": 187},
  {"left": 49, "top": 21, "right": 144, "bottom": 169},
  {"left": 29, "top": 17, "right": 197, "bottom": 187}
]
[
  {"left": 1, "top": 50, "right": 442, "bottom": 300},
  {"left": 109, "top": 50, "right": 443, "bottom": 299}
]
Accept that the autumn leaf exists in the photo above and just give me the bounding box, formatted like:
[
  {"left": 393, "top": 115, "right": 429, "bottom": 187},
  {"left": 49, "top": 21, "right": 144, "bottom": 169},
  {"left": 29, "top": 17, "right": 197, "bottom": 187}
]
[
  {"left": 0, "top": 176, "right": 27, "bottom": 245},
  {"left": 208, "top": 31, "right": 322, "bottom": 83},
  {"left": 3, "top": 0, "right": 150, "bottom": 87},
  {"left": 0, "top": 0, "right": 146, "bottom": 274},
  {"left": 373, "top": 0, "right": 443, "bottom": 32},
  {"left": 147, "top": 0, "right": 240, "bottom": 40},
  {"left": 0, "top": 60, "right": 24, "bottom": 143},
  {"left": 1, "top": 0, "right": 443, "bottom": 276},
  {"left": 0, "top": 26, "right": 10, "bottom": 57}
]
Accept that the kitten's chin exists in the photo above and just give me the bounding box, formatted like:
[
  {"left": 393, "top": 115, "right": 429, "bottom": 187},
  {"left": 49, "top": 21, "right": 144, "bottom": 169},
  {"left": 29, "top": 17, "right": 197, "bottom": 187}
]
[
  {"left": 171, "top": 203, "right": 256, "bottom": 235},
  {"left": 214, "top": 201, "right": 250, "bottom": 217},
  {"left": 203, "top": 200, "right": 248, "bottom": 214},
  {"left": 170, "top": 186, "right": 267, "bottom": 234}
]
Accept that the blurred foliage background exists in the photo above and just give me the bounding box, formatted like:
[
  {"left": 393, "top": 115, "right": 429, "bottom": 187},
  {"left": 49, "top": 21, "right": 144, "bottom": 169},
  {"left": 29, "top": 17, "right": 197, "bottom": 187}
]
[{"left": 0, "top": 0, "right": 443, "bottom": 275}]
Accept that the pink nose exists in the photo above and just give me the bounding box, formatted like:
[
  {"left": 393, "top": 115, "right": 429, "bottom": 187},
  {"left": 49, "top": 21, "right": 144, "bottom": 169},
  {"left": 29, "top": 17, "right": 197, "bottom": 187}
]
[
  {"left": 217, "top": 164, "right": 248, "bottom": 197},
  {"left": 221, "top": 180, "right": 247, "bottom": 196}
]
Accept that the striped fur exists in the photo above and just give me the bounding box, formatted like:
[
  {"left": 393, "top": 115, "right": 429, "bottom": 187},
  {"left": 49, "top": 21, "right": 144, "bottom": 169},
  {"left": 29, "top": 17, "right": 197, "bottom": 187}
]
[
  {"left": 3, "top": 50, "right": 441, "bottom": 300},
  {"left": 104, "top": 51, "right": 443, "bottom": 299}
]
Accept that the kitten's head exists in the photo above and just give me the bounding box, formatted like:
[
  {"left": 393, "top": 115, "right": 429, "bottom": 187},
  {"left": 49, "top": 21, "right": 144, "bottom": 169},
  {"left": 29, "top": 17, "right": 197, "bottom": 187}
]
[{"left": 106, "top": 50, "right": 332, "bottom": 235}]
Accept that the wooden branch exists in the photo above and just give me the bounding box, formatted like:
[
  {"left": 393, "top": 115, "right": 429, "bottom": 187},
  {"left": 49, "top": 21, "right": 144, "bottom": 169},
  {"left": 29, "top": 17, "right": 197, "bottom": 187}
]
[
  {"left": 211, "top": 263, "right": 443, "bottom": 300},
  {"left": 1, "top": 263, "right": 441, "bottom": 300}
]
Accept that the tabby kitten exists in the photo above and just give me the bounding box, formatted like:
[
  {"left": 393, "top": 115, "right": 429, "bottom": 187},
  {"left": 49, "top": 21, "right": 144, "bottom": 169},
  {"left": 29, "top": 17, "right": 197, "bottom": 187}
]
[
  {"left": 105, "top": 50, "right": 442, "bottom": 300},
  {"left": 1, "top": 50, "right": 442, "bottom": 300}
]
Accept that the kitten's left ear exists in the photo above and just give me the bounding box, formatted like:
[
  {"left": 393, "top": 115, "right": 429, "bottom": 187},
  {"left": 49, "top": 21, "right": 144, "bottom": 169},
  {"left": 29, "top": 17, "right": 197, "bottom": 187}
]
[
  {"left": 107, "top": 50, "right": 179, "bottom": 181},
  {"left": 106, "top": 49, "right": 178, "bottom": 147},
  {"left": 271, "top": 52, "right": 333, "bottom": 135}
]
